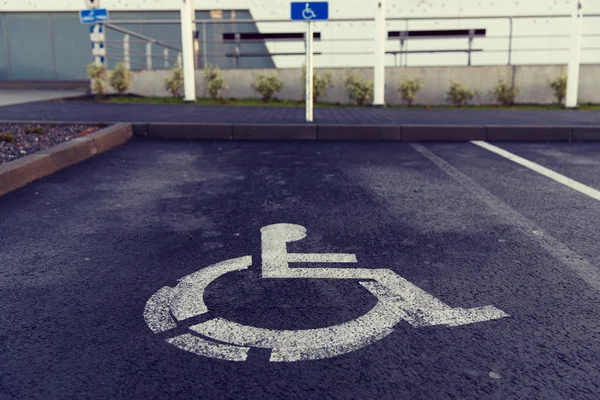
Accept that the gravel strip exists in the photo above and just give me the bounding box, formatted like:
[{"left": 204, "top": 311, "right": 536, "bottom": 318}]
[{"left": 0, "top": 124, "right": 104, "bottom": 165}]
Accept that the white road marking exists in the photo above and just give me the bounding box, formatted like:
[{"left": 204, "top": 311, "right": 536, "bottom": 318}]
[
  {"left": 261, "top": 224, "right": 357, "bottom": 278},
  {"left": 472, "top": 140, "right": 600, "bottom": 202},
  {"left": 143, "top": 286, "right": 177, "bottom": 333},
  {"left": 169, "top": 256, "right": 252, "bottom": 321},
  {"left": 144, "top": 223, "right": 508, "bottom": 362},
  {"left": 286, "top": 253, "right": 358, "bottom": 264},
  {"left": 190, "top": 274, "right": 506, "bottom": 362},
  {"left": 167, "top": 334, "right": 250, "bottom": 362},
  {"left": 259, "top": 224, "right": 507, "bottom": 326},
  {"left": 412, "top": 143, "right": 600, "bottom": 292},
  {"left": 191, "top": 283, "right": 402, "bottom": 362}
]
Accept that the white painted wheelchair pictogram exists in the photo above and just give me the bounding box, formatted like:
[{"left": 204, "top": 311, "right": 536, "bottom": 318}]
[
  {"left": 83, "top": 10, "right": 95, "bottom": 20},
  {"left": 302, "top": 3, "right": 317, "bottom": 20},
  {"left": 144, "top": 224, "right": 508, "bottom": 362}
]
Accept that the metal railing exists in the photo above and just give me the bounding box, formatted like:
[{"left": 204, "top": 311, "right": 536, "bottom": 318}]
[
  {"left": 103, "top": 13, "right": 600, "bottom": 70},
  {"left": 105, "top": 23, "right": 182, "bottom": 70}
]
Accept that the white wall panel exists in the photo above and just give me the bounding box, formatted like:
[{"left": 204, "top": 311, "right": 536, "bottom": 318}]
[{"left": 2, "top": 0, "right": 599, "bottom": 69}]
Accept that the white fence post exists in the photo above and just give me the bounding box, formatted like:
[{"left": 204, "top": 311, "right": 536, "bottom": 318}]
[
  {"left": 202, "top": 22, "right": 208, "bottom": 69},
  {"left": 123, "top": 34, "right": 130, "bottom": 70},
  {"left": 146, "top": 42, "right": 153, "bottom": 70},
  {"left": 181, "top": 0, "right": 196, "bottom": 101},
  {"left": 565, "top": 0, "right": 583, "bottom": 108},
  {"left": 373, "top": 0, "right": 386, "bottom": 106},
  {"left": 164, "top": 48, "right": 169, "bottom": 68}
]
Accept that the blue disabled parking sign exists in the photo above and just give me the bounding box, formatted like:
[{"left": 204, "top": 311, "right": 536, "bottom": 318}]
[
  {"left": 291, "top": 2, "right": 329, "bottom": 21},
  {"left": 80, "top": 8, "right": 109, "bottom": 24}
]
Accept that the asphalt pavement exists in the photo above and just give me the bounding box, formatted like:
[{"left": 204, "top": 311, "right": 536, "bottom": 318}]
[{"left": 1, "top": 139, "right": 600, "bottom": 399}]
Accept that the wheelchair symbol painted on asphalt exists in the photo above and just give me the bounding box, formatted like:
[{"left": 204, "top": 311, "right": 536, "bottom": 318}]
[{"left": 144, "top": 224, "right": 508, "bottom": 362}]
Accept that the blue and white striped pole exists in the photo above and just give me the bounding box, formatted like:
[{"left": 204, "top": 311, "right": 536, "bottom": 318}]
[{"left": 90, "top": 23, "right": 106, "bottom": 65}]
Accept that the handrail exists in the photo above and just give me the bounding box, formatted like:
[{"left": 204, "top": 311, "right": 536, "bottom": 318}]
[
  {"left": 105, "top": 14, "right": 600, "bottom": 25},
  {"left": 102, "top": 13, "right": 600, "bottom": 70},
  {"left": 105, "top": 31, "right": 600, "bottom": 45},
  {"left": 105, "top": 23, "right": 182, "bottom": 52}
]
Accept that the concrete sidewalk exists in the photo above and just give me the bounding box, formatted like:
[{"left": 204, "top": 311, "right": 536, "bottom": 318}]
[
  {"left": 0, "top": 90, "right": 87, "bottom": 107},
  {"left": 0, "top": 100, "right": 599, "bottom": 126}
]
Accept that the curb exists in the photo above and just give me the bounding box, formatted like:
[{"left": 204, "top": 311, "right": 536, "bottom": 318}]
[
  {"left": 317, "top": 125, "right": 400, "bottom": 141},
  {"left": 0, "top": 121, "right": 108, "bottom": 126},
  {"left": 132, "top": 123, "right": 600, "bottom": 142},
  {"left": 402, "top": 125, "right": 485, "bottom": 141},
  {"left": 147, "top": 123, "right": 232, "bottom": 140},
  {"left": 0, "top": 123, "right": 133, "bottom": 198},
  {"left": 233, "top": 124, "right": 316, "bottom": 140},
  {"left": 485, "top": 125, "right": 572, "bottom": 141},
  {"left": 2, "top": 121, "right": 599, "bottom": 142},
  {"left": 572, "top": 126, "right": 600, "bottom": 141}
]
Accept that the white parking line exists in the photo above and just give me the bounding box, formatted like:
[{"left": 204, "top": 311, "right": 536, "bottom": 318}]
[
  {"left": 471, "top": 141, "right": 600, "bottom": 202},
  {"left": 412, "top": 143, "right": 600, "bottom": 292}
]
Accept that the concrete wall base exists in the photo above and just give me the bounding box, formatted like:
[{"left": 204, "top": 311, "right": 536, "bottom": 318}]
[{"left": 104, "top": 64, "right": 600, "bottom": 106}]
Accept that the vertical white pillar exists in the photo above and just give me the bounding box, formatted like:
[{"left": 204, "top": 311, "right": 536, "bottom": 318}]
[
  {"left": 181, "top": 0, "right": 196, "bottom": 101},
  {"left": 565, "top": 0, "right": 583, "bottom": 108},
  {"left": 305, "top": 21, "right": 314, "bottom": 123},
  {"left": 164, "top": 48, "right": 169, "bottom": 69},
  {"left": 146, "top": 42, "right": 153, "bottom": 70},
  {"left": 202, "top": 22, "right": 208, "bottom": 69},
  {"left": 373, "top": 0, "right": 386, "bottom": 106},
  {"left": 123, "top": 35, "right": 131, "bottom": 70}
]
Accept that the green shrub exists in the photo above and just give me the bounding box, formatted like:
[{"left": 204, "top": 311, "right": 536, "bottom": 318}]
[
  {"left": 550, "top": 74, "right": 567, "bottom": 105},
  {"left": 0, "top": 132, "right": 15, "bottom": 143},
  {"left": 252, "top": 73, "right": 284, "bottom": 101},
  {"left": 164, "top": 67, "right": 185, "bottom": 98},
  {"left": 108, "top": 62, "right": 133, "bottom": 95},
  {"left": 446, "top": 80, "right": 478, "bottom": 106},
  {"left": 397, "top": 76, "right": 424, "bottom": 106},
  {"left": 343, "top": 70, "right": 373, "bottom": 105},
  {"left": 203, "top": 63, "right": 228, "bottom": 100},
  {"left": 24, "top": 126, "right": 46, "bottom": 134},
  {"left": 490, "top": 75, "right": 519, "bottom": 106},
  {"left": 301, "top": 65, "right": 333, "bottom": 102},
  {"left": 92, "top": 79, "right": 106, "bottom": 96},
  {"left": 86, "top": 63, "right": 107, "bottom": 96}
]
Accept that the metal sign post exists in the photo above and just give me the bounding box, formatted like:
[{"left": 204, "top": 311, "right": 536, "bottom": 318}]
[
  {"left": 89, "top": 24, "right": 106, "bottom": 66},
  {"left": 305, "top": 21, "right": 314, "bottom": 123},
  {"left": 292, "top": 2, "right": 328, "bottom": 123}
]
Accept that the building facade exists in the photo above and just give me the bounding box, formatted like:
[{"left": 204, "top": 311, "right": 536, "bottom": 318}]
[{"left": 0, "top": 0, "right": 598, "bottom": 81}]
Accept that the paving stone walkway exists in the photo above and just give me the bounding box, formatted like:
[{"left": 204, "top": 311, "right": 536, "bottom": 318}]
[{"left": 0, "top": 99, "right": 598, "bottom": 125}]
